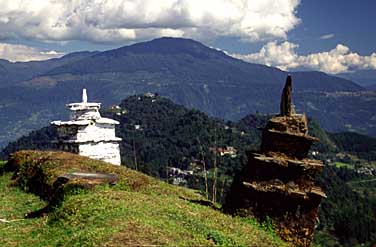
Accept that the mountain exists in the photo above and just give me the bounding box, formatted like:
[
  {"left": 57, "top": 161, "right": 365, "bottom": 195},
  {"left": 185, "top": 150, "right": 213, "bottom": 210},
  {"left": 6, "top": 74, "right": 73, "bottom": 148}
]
[
  {"left": 0, "top": 37, "right": 375, "bottom": 147},
  {"left": 337, "top": 69, "right": 376, "bottom": 88},
  {"left": 0, "top": 51, "right": 98, "bottom": 88},
  {"left": 44, "top": 37, "right": 362, "bottom": 92}
]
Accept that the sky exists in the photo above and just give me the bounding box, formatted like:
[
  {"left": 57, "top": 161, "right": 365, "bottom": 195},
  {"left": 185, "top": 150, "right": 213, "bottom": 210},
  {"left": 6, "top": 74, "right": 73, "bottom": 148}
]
[{"left": 0, "top": 0, "right": 375, "bottom": 74}]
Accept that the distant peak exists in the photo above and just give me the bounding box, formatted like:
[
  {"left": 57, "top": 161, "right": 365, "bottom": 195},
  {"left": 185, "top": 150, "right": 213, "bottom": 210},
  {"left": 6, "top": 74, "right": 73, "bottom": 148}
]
[
  {"left": 103, "top": 36, "right": 227, "bottom": 59},
  {"left": 62, "top": 51, "right": 98, "bottom": 59},
  {"left": 149, "top": 36, "right": 202, "bottom": 44}
]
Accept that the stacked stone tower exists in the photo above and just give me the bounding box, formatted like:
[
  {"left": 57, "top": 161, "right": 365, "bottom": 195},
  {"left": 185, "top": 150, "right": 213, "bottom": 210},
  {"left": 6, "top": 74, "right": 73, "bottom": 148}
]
[
  {"left": 224, "top": 75, "right": 325, "bottom": 246},
  {"left": 51, "top": 89, "right": 122, "bottom": 165}
]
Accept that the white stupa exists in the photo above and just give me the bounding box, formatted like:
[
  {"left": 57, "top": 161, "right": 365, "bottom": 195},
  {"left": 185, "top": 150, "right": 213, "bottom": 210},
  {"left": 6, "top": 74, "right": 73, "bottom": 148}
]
[{"left": 51, "top": 89, "right": 122, "bottom": 165}]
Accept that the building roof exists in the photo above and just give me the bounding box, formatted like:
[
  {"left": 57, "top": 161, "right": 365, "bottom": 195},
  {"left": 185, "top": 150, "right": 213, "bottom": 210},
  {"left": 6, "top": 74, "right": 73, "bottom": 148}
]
[
  {"left": 67, "top": 102, "right": 101, "bottom": 111},
  {"left": 51, "top": 117, "right": 119, "bottom": 126},
  {"left": 51, "top": 120, "right": 92, "bottom": 126}
]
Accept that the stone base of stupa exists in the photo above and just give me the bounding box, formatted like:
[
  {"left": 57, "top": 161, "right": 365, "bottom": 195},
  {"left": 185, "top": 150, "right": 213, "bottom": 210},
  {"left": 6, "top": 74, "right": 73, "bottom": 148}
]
[{"left": 224, "top": 114, "right": 326, "bottom": 247}]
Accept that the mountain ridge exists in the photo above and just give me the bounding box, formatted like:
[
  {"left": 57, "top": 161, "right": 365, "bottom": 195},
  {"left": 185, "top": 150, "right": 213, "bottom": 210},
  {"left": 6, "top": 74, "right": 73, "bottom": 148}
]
[
  {"left": 0, "top": 37, "right": 375, "bottom": 147},
  {"left": 337, "top": 69, "right": 376, "bottom": 87}
]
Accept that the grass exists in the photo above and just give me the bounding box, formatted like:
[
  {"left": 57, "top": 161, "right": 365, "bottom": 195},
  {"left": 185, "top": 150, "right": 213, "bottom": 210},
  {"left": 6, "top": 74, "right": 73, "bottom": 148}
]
[
  {"left": 0, "top": 160, "right": 7, "bottom": 173},
  {"left": 0, "top": 173, "right": 47, "bottom": 246},
  {"left": 334, "top": 161, "right": 353, "bottom": 169},
  {"left": 0, "top": 150, "right": 287, "bottom": 246}
]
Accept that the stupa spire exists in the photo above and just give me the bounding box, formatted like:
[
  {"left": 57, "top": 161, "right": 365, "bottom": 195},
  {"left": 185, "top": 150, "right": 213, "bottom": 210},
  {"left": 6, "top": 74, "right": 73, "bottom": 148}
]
[
  {"left": 280, "top": 75, "right": 292, "bottom": 116},
  {"left": 82, "top": 88, "right": 88, "bottom": 103}
]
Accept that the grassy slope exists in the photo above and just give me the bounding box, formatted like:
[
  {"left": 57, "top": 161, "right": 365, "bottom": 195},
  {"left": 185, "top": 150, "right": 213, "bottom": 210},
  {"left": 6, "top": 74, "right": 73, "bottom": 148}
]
[{"left": 0, "top": 151, "right": 287, "bottom": 247}]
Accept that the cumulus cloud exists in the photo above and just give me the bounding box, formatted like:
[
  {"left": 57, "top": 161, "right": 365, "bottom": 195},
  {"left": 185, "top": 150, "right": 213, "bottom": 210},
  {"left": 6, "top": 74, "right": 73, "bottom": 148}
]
[
  {"left": 232, "top": 41, "right": 376, "bottom": 74},
  {"left": 236, "top": 41, "right": 299, "bottom": 70},
  {"left": 320, "top": 33, "right": 335, "bottom": 40},
  {"left": 0, "top": 43, "right": 64, "bottom": 62},
  {"left": 0, "top": 0, "right": 300, "bottom": 43}
]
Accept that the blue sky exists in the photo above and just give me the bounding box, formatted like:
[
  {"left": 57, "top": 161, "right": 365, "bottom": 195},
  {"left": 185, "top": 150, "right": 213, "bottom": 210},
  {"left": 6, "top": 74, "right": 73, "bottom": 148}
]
[
  {"left": 0, "top": 0, "right": 375, "bottom": 74},
  {"left": 214, "top": 0, "right": 376, "bottom": 55},
  {"left": 290, "top": 0, "right": 376, "bottom": 55}
]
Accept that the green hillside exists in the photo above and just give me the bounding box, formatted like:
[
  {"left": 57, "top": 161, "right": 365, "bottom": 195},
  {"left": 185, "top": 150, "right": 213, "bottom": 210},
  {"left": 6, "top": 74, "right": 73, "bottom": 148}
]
[{"left": 0, "top": 151, "right": 286, "bottom": 247}]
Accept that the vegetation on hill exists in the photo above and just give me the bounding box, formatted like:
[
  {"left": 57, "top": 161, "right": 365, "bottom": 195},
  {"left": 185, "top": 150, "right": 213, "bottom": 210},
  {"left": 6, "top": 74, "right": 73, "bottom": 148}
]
[
  {"left": 0, "top": 126, "right": 58, "bottom": 159},
  {"left": 329, "top": 132, "right": 376, "bottom": 161},
  {"left": 1, "top": 94, "right": 376, "bottom": 246},
  {"left": 315, "top": 166, "right": 376, "bottom": 246},
  {"left": 104, "top": 95, "right": 260, "bottom": 178},
  {"left": 0, "top": 150, "right": 286, "bottom": 247}
]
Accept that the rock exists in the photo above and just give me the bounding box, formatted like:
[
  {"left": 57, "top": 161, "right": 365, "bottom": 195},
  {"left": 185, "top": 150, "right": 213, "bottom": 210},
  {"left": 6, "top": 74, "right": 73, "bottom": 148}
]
[
  {"left": 25, "top": 172, "right": 118, "bottom": 218},
  {"left": 56, "top": 172, "right": 118, "bottom": 189}
]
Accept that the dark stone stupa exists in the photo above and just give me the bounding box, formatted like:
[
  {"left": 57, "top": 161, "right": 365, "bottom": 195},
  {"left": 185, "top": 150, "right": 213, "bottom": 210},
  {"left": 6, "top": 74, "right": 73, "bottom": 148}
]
[{"left": 224, "top": 75, "right": 326, "bottom": 246}]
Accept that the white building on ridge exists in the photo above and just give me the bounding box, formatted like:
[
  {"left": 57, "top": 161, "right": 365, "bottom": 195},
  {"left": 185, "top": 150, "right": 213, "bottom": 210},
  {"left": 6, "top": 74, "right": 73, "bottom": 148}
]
[{"left": 51, "top": 89, "right": 122, "bottom": 165}]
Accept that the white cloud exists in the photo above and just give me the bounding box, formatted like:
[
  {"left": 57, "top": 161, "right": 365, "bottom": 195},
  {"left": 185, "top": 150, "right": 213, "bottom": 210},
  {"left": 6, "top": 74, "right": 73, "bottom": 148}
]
[
  {"left": 0, "top": 43, "right": 64, "bottom": 62},
  {"left": 0, "top": 0, "right": 300, "bottom": 44},
  {"left": 320, "top": 33, "right": 335, "bottom": 40},
  {"left": 232, "top": 41, "right": 376, "bottom": 74},
  {"left": 236, "top": 41, "right": 299, "bottom": 70}
]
